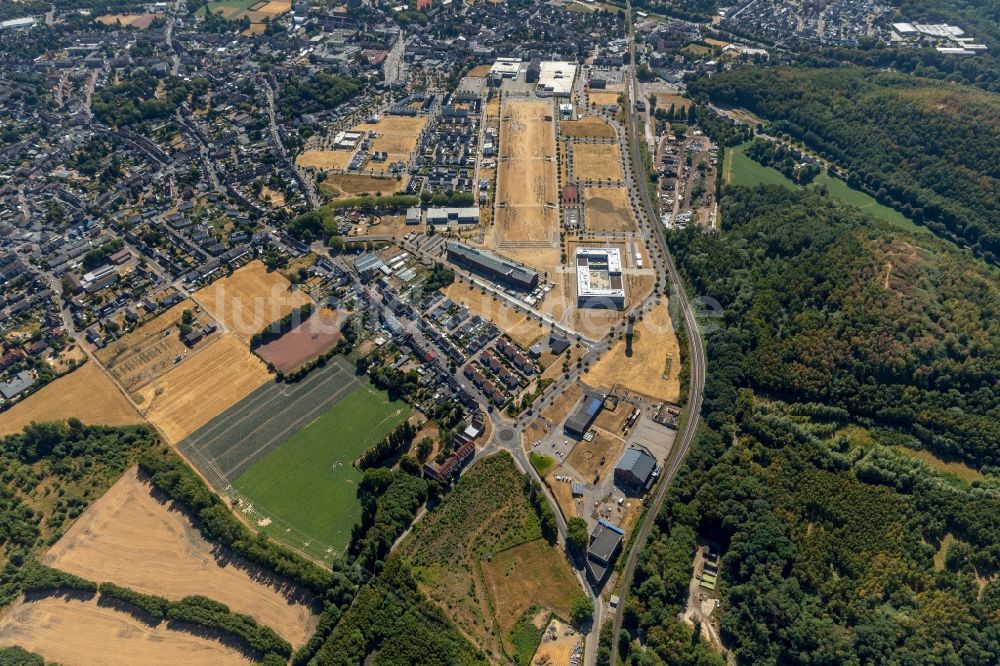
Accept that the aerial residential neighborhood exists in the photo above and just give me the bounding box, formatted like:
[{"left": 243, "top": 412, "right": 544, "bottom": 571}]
[{"left": 0, "top": 0, "right": 997, "bottom": 664}]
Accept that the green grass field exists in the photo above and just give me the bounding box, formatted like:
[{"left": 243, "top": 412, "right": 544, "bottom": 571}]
[
  {"left": 529, "top": 452, "right": 555, "bottom": 478},
  {"left": 233, "top": 384, "right": 410, "bottom": 560},
  {"left": 723, "top": 142, "right": 925, "bottom": 234}
]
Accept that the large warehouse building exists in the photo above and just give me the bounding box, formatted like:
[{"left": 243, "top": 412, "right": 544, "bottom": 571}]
[
  {"left": 576, "top": 247, "right": 625, "bottom": 309},
  {"left": 446, "top": 242, "right": 539, "bottom": 292}
]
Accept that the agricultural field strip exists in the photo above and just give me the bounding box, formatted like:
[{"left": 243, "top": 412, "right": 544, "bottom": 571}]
[{"left": 177, "top": 356, "right": 359, "bottom": 488}]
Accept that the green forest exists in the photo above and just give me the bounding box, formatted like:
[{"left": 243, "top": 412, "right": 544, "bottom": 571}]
[
  {"left": 688, "top": 67, "right": 1000, "bottom": 261},
  {"left": 620, "top": 185, "right": 1000, "bottom": 664}
]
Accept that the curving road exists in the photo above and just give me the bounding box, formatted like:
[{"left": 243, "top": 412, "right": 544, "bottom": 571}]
[{"left": 608, "top": 4, "right": 708, "bottom": 664}]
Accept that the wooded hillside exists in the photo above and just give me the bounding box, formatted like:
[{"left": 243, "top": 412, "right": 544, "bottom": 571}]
[
  {"left": 689, "top": 68, "right": 1000, "bottom": 261},
  {"left": 620, "top": 186, "right": 1000, "bottom": 665}
]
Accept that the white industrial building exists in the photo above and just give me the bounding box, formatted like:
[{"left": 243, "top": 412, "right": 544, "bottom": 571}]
[
  {"left": 576, "top": 247, "right": 625, "bottom": 309},
  {"left": 490, "top": 57, "right": 522, "bottom": 79},
  {"left": 536, "top": 61, "right": 578, "bottom": 97}
]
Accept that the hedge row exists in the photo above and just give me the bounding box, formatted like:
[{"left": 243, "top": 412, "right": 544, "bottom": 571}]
[
  {"left": 250, "top": 303, "right": 314, "bottom": 349},
  {"left": 20, "top": 561, "right": 97, "bottom": 595},
  {"left": 98, "top": 582, "right": 170, "bottom": 619},
  {"left": 98, "top": 584, "right": 290, "bottom": 657},
  {"left": 138, "top": 449, "right": 332, "bottom": 594},
  {"left": 166, "top": 595, "right": 291, "bottom": 657},
  {"left": 356, "top": 421, "right": 418, "bottom": 470}
]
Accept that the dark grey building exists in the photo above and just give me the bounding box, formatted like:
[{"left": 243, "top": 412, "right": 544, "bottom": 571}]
[
  {"left": 615, "top": 446, "right": 657, "bottom": 490},
  {"left": 446, "top": 242, "right": 539, "bottom": 291},
  {"left": 564, "top": 394, "right": 603, "bottom": 437},
  {"left": 586, "top": 519, "right": 624, "bottom": 584}
]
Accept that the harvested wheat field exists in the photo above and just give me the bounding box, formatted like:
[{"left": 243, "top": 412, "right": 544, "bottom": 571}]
[
  {"left": 95, "top": 13, "right": 157, "bottom": 28},
  {"left": 193, "top": 261, "right": 311, "bottom": 343},
  {"left": 258, "top": 0, "right": 291, "bottom": 15},
  {"left": 0, "top": 596, "right": 253, "bottom": 666},
  {"left": 573, "top": 142, "right": 624, "bottom": 182},
  {"left": 444, "top": 282, "right": 543, "bottom": 348},
  {"left": 494, "top": 99, "right": 558, "bottom": 246},
  {"left": 43, "top": 467, "right": 317, "bottom": 647},
  {"left": 95, "top": 299, "right": 217, "bottom": 392},
  {"left": 560, "top": 116, "right": 616, "bottom": 139},
  {"left": 481, "top": 539, "right": 581, "bottom": 638},
  {"left": 586, "top": 299, "right": 681, "bottom": 402},
  {"left": 321, "top": 173, "right": 407, "bottom": 197},
  {"left": 350, "top": 115, "right": 427, "bottom": 162},
  {"left": 583, "top": 186, "right": 635, "bottom": 232},
  {"left": 296, "top": 149, "right": 355, "bottom": 171},
  {"left": 139, "top": 334, "right": 271, "bottom": 443},
  {"left": 0, "top": 363, "right": 141, "bottom": 436}
]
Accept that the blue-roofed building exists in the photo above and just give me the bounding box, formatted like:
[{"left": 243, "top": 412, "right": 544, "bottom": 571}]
[{"left": 615, "top": 446, "right": 657, "bottom": 491}]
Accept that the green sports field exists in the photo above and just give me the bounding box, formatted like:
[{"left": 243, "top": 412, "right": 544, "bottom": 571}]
[
  {"left": 723, "top": 142, "right": 925, "bottom": 234},
  {"left": 232, "top": 383, "right": 410, "bottom": 561}
]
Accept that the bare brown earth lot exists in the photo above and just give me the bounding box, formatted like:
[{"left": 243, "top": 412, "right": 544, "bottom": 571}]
[
  {"left": 532, "top": 618, "right": 582, "bottom": 666},
  {"left": 546, "top": 471, "right": 579, "bottom": 521},
  {"left": 466, "top": 64, "right": 492, "bottom": 77},
  {"left": 296, "top": 149, "right": 354, "bottom": 171},
  {"left": 43, "top": 467, "right": 317, "bottom": 647},
  {"left": 138, "top": 333, "right": 271, "bottom": 444},
  {"left": 193, "top": 261, "right": 311, "bottom": 343},
  {"left": 0, "top": 363, "right": 141, "bottom": 436},
  {"left": 585, "top": 299, "right": 681, "bottom": 403},
  {"left": 0, "top": 596, "right": 253, "bottom": 666},
  {"left": 320, "top": 173, "right": 408, "bottom": 197},
  {"left": 560, "top": 116, "right": 616, "bottom": 139},
  {"left": 494, "top": 99, "right": 559, "bottom": 246},
  {"left": 573, "top": 142, "right": 624, "bottom": 182},
  {"left": 481, "top": 539, "right": 580, "bottom": 639},
  {"left": 256, "top": 309, "right": 343, "bottom": 373},
  {"left": 583, "top": 186, "right": 636, "bottom": 233},
  {"left": 444, "top": 282, "right": 543, "bottom": 348},
  {"left": 567, "top": 431, "right": 624, "bottom": 482},
  {"left": 95, "top": 299, "right": 216, "bottom": 392}
]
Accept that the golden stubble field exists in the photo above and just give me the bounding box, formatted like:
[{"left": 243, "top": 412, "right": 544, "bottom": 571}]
[
  {"left": 0, "top": 596, "right": 253, "bottom": 666},
  {"left": 138, "top": 333, "right": 271, "bottom": 444},
  {"left": 560, "top": 115, "right": 616, "bottom": 139},
  {"left": 43, "top": 467, "right": 318, "bottom": 647},
  {"left": 586, "top": 298, "right": 681, "bottom": 403},
  {"left": 573, "top": 142, "right": 624, "bottom": 182},
  {"left": 583, "top": 186, "right": 636, "bottom": 233},
  {"left": 494, "top": 98, "right": 559, "bottom": 245},
  {"left": 193, "top": 260, "right": 311, "bottom": 343},
  {"left": 0, "top": 363, "right": 141, "bottom": 436}
]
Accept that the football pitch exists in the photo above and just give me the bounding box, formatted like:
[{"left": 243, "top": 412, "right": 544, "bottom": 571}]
[{"left": 232, "top": 384, "right": 411, "bottom": 561}]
